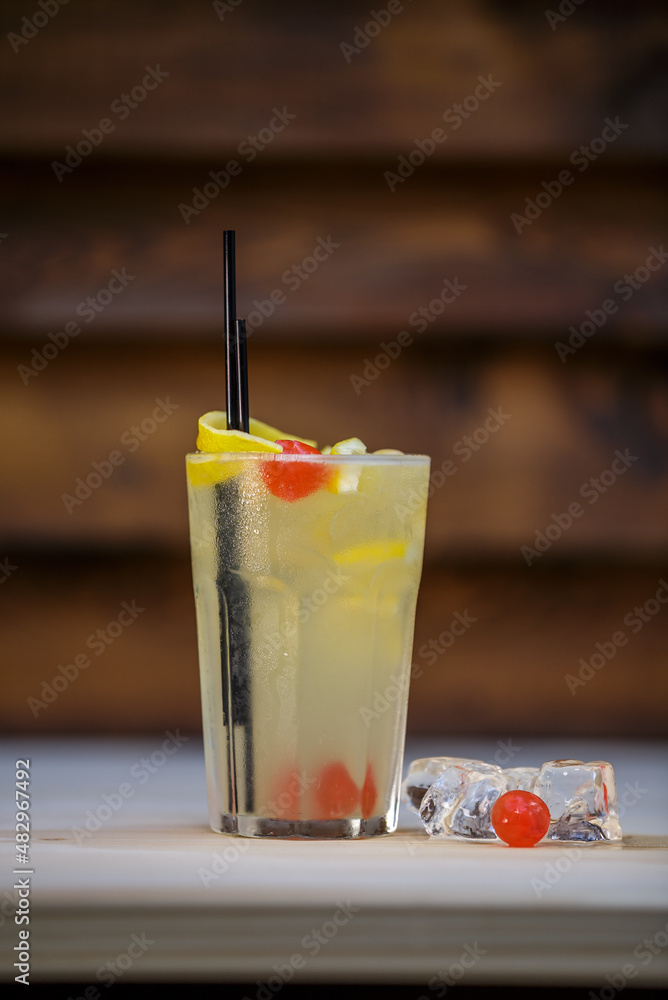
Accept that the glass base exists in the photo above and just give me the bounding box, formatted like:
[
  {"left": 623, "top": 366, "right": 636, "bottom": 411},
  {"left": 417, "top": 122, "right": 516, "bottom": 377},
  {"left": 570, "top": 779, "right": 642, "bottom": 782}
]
[{"left": 215, "top": 813, "right": 394, "bottom": 839}]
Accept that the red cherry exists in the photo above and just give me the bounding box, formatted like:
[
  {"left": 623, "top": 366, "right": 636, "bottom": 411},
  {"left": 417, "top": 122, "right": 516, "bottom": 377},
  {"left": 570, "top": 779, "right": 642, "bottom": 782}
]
[
  {"left": 275, "top": 440, "right": 320, "bottom": 454},
  {"left": 361, "top": 765, "right": 378, "bottom": 818},
  {"left": 260, "top": 439, "right": 332, "bottom": 502},
  {"left": 491, "top": 790, "right": 550, "bottom": 847},
  {"left": 313, "top": 762, "right": 359, "bottom": 819}
]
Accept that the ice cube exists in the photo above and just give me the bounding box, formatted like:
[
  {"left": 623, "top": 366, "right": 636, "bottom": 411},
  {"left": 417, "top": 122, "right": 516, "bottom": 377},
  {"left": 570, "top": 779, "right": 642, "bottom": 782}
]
[
  {"left": 550, "top": 799, "right": 607, "bottom": 842},
  {"left": 402, "top": 756, "right": 489, "bottom": 813},
  {"left": 503, "top": 766, "right": 539, "bottom": 792},
  {"left": 419, "top": 762, "right": 506, "bottom": 839},
  {"left": 533, "top": 759, "right": 622, "bottom": 843}
]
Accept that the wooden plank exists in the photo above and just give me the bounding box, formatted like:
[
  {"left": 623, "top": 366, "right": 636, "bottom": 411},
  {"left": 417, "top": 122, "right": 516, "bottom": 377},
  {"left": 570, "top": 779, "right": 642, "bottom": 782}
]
[
  {"left": 1, "top": 0, "right": 666, "bottom": 156},
  {"left": 3, "top": 740, "right": 666, "bottom": 986},
  {"left": 1, "top": 555, "right": 666, "bottom": 737},
  {"left": 1, "top": 344, "right": 667, "bottom": 555},
  {"left": 1, "top": 163, "right": 667, "bottom": 340},
  {"left": 3, "top": 774, "right": 666, "bottom": 987}
]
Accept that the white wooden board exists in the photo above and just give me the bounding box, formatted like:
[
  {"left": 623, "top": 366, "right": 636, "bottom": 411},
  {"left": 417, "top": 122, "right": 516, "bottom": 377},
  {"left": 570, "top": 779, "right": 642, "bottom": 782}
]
[{"left": 1, "top": 737, "right": 667, "bottom": 986}]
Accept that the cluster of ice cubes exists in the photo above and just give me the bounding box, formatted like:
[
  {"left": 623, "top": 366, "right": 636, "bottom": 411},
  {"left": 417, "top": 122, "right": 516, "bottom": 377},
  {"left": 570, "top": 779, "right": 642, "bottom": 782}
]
[{"left": 402, "top": 756, "right": 622, "bottom": 843}]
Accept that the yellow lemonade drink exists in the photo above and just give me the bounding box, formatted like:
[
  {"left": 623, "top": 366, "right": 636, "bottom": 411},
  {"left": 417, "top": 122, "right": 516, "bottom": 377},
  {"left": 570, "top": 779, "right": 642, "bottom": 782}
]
[{"left": 187, "top": 445, "right": 430, "bottom": 838}]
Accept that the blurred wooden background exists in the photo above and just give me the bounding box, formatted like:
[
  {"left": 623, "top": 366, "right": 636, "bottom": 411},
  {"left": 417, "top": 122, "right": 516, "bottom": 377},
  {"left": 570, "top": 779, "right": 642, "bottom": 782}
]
[{"left": 1, "top": 0, "right": 667, "bottom": 737}]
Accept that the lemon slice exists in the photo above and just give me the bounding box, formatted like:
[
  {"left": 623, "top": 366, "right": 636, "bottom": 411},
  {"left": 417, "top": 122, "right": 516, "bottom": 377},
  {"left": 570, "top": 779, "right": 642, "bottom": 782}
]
[
  {"left": 185, "top": 453, "right": 248, "bottom": 487},
  {"left": 196, "top": 425, "right": 283, "bottom": 455},
  {"left": 333, "top": 539, "right": 407, "bottom": 566},
  {"left": 246, "top": 416, "right": 317, "bottom": 449},
  {"left": 196, "top": 411, "right": 316, "bottom": 453},
  {"left": 324, "top": 437, "right": 367, "bottom": 494},
  {"left": 189, "top": 412, "right": 316, "bottom": 487},
  {"left": 331, "top": 437, "right": 367, "bottom": 455}
]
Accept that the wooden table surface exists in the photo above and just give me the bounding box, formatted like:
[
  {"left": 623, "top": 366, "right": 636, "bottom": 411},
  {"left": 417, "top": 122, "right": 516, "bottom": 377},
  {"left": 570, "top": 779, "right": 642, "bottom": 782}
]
[{"left": 1, "top": 736, "right": 667, "bottom": 987}]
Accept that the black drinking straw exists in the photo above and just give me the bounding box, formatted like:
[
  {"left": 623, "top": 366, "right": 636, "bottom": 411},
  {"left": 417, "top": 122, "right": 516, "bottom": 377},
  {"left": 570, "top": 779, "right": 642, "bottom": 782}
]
[
  {"left": 235, "top": 319, "right": 249, "bottom": 434},
  {"left": 219, "top": 230, "right": 253, "bottom": 825},
  {"left": 223, "top": 231, "right": 250, "bottom": 432},
  {"left": 223, "top": 230, "right": 239, "bottom": 428}
]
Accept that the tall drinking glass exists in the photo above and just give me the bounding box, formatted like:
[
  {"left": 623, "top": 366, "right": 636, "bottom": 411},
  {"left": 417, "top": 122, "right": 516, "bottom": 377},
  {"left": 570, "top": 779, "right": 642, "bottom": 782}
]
[{"left": 187, "top": 450, "right": 430, "bottom": 838}]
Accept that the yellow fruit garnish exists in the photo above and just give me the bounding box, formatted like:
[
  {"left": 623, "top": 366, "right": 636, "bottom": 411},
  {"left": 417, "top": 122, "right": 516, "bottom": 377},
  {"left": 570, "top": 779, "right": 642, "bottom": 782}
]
[
  {"left": 188, "top": 412, "right": 316, "bottom": 487},
  {"left": 186, "top": 454, "right": 250, "bottom": 487},
  {"left": 324, "top": 437, "right": 367, "bottom": 494},
  {"left": 244, "top": 416, "right": 317, "bottom": 449},
  {"left": 196, "top": 411, "right": 316, "bottom": 453},
  {"left": 331, "top": 437, "right": 367, "bottom": 455},
  {"left": 332, "top": 539, "right": 407, "bottom": 566}
]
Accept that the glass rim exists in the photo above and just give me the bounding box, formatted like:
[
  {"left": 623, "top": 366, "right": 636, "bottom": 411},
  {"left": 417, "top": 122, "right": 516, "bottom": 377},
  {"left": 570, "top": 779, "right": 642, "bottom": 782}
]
[{"left": 186, "top": 452, "right": 430, "bottom": 464}]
